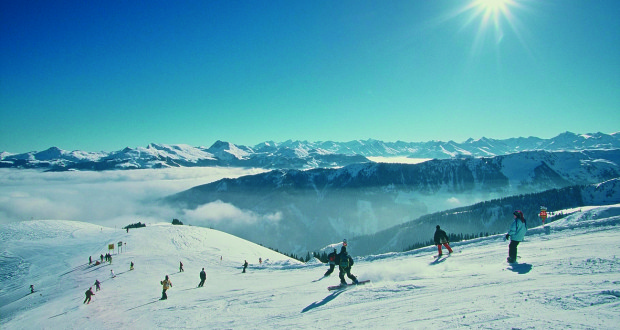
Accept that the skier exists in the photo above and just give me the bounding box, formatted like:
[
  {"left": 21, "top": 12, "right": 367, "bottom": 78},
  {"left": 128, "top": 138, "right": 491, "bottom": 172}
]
[
  {"left": 337, "top": 246, "right": 359, "bottom": 286},
  {"left": 324, "top": 249, "right": 338, "bottom": 277},
  {"left": 506, "top": 210, "right": 527, "bottom": 263},
  {"left": 160, "top": 275, "right": 172, "bottom": 300},
  {"left": 94, "top": 279, "right": 101, "bottom": 291},
  {"left": 100, "top": 254, "right": 104, "bottom": 263},
  {"left": 198, "top": 268, "right": 207, "bottom": 287},
  {"left": 434, "top": 225, "right": 453, "bottom": 257},
  {"left": 110, "top": 269, "right": 116, "bottom": 278},
  {"left": 242, "top": 260, "right": 249, "bottom": 273},
  {"left": 179, "top": 261, "right": 184, "bottom": 272},
  {"left": 89, "top": 256, "right": 92, "bottom": 265},
  {"left": 84, "top": 287, "right": 95, "bottom": 304},
  {"left": 130, "top": 261, "right": 134, "bottom": 271},
  {"left": 30, "top": 285, "right": 34, "bottom": 294}
]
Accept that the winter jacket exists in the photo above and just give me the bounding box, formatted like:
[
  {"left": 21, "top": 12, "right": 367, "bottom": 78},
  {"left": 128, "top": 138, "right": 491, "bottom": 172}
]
[
  {"left": 161, "top": 279, "right": 172, "bottom": 290},
  {"left": 507, "top": 218, "right": 527, "bottom": 242},
  {"left": 434, "top": 229, "right": 449, "bottom": 245},
  {"left": 338, "top": 252, "right": 354, "bottom": 269},
  {"left": 200, "top": 270, "right": 206, "bottom": 281},
  {"left": 327, "top": 251, "right": 337, "bottom": 265}
]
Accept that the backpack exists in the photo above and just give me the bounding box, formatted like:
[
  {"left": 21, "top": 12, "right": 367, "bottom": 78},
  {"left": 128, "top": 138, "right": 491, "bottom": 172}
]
[{"left": 339, "top": 254, "right": 352, "bottom": 268}]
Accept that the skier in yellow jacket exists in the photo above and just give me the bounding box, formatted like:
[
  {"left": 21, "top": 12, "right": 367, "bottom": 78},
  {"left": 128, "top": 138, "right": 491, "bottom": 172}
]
[{"left": 160, "top": 275, "right": 172, "bottom": 300}]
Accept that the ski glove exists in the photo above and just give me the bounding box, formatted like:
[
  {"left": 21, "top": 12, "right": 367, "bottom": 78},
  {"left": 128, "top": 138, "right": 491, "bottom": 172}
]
[{"left": 505, "top": 234, "right": 510, "bottom": 240}]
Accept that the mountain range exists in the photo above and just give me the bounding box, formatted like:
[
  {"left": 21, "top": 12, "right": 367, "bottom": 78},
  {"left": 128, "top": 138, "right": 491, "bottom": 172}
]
[
  {"left": 163, "top": 149, "right": 620, "bottom": 255},
  {"left": 2, "top": 131, "right": 619, "bottom": 171}
]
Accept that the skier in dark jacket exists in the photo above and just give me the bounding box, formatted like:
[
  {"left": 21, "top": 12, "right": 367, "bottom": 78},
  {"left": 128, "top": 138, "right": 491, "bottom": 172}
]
[
  {"left": 198, "top": 268, "right": 207, "bottom": 287},
  {"left": 324, "top": 249, "right": 338, "bottom": 277},
  {"left": 337, "top": 246, "right": 359, "bottom": 286},
  {"left": 434, "top": 225, "right": 453, "bottom": 257},
  {"left": 84, "top": 287, "right": 95, "bottom": 304},
  {"left": 506, "top": 210, "right": 527, "bottom": 263},
  {"left": 242, "top": 260, "right": 249, "bottom": 273},
  {"left": 94, "top": 279, "right": 101, "bottom": 291}
]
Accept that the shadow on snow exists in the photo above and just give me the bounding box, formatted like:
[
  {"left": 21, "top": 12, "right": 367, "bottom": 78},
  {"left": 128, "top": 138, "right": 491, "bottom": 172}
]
[
  {"left": 508, "top": 263, "right": 533, "bottom": 274},
  {"left": 301, "top": 290, "right": 345, "bottom": 313}
]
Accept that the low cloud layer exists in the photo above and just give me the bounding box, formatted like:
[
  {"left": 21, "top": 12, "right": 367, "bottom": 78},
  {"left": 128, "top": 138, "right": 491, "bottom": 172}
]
[
  {"left": 0, "top": 167, "right": 267, "bottom": 227},
  {"left": 184, "top": 200, "right": 282, "bottom": 229}
]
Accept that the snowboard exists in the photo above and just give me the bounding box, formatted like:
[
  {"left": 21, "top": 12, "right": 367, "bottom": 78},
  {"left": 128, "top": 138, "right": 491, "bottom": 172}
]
[{"left": 328, "top": 280, "right": 370, "bottom": 291}]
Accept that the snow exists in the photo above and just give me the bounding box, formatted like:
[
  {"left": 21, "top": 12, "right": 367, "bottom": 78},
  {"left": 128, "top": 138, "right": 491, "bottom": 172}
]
[
  {"left": 1, "top": 205, "right": 619, "bottom": 329},
  {"left": 367, "top": 156, "right": 431, "bottom": 164}
]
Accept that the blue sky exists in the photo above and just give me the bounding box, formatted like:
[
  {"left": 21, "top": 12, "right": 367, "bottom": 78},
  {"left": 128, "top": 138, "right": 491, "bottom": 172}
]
[{"left": 1, "top": 0, "right": 619, "bottom": 153}]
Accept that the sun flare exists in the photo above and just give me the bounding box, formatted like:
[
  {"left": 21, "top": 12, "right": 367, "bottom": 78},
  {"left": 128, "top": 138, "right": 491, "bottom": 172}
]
[{"left": 445, "top": 0, "right": 529, "bottom": 55}]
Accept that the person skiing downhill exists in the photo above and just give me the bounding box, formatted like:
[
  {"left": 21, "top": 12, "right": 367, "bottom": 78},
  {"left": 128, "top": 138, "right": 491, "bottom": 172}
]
[
  {"left": 506, "top": 210, "right": 527, "bottom": 263},
  {"left": 324, "top": 249, "right": 338, "bottom": 277},
  {"left": 434, "top": 225, "right": 453, "bottom": 257},
  {"left": 242, "top": 260, "right": 249, "bottom": 273},
  {"left": 337, "top": 246, "right": 359, "bottom": 286},
  {"left": 179, "top": 261, "right": 184, "bottom": 272},
  {"left": 198, "top": 268, "right": 207, "bottom": 287},
  {"left": 84, "top": 287, "right": 95, "bottom": 304},
  {"left": 160, "top": 275, "right": 172, "bottom": 300}
]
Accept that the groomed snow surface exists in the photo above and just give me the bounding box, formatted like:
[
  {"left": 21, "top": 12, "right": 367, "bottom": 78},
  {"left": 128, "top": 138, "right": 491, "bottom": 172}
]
[{"left": 1, "top": 205, "right": 619, "bottom": 329}]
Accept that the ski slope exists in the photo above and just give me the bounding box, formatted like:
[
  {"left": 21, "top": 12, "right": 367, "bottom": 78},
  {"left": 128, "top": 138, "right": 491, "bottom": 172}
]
[{"left": 1, "top": 205, "right": 619, "bottom": 329}]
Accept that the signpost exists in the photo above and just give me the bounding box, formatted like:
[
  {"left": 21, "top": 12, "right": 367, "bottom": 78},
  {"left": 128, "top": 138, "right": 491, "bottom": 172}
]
[{"left": 540, "top": 206, "right": 548, "bottom": 225}]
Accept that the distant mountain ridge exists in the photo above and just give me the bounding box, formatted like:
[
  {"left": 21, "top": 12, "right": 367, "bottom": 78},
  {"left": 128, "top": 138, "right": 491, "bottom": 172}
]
[
  {"left": 348, "top": 178, "right": 620, "bottom": 256},
  {"left": 1, "top": 131, "right": 619, "bottom": 171},
  {"left": 163, "top": 149, "right": 620, "bottom": 254}
]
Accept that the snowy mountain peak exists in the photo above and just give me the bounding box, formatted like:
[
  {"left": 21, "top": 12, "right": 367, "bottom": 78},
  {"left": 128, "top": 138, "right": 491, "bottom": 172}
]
[{"left": 2, "top": 132, "right": 619, "bottom": 171}]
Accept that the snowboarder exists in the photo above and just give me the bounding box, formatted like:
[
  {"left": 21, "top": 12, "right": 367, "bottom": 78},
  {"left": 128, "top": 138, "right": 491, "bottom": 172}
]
[
  {"left": 110, "top": 269, "right": 116, "bottom": 278},
  {"left": 179, "top": 261, "right": 184, "bottom": 272},
  {"left": 160, "top": 275, "right": 172, "bottom": 300},
  {"left": 198, "top": 268, "right": 207, "bottom": 287},
  {"left": 324, "top": 249, "right": 338, "bottom": 277},
  {"left": 30, "top": 285, "right": 34, "bottom": 293},
  {"left": 337, "top": 246, "right": 359, "bottom": 286},
  {"left": 84, "top": 287, "right": 95, "bottom": 304},
  {"left": 130, "top": 261, "right": 134, "bottom": 271},
  {"left": 94, "top": 279, "right": 101, "bottom": 291},
  {"left": 434, "top": 225, "right": 453, "bottom": 257},
  {"left": 506, "top": 210, "right": 527, "bottom": 263},
  {"left": 242, "top": 260, "right": 249, "bottom": 273}
]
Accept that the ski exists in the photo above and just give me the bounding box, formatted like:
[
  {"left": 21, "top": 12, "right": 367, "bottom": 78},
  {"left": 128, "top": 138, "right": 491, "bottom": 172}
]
[{"left": 327, "top": 280, "right": 370, "bottom": 291}]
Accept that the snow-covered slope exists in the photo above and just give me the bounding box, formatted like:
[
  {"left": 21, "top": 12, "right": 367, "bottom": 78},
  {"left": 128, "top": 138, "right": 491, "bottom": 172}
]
[{"left": 1, "top": 207, "right": 619, "bottom": 329}]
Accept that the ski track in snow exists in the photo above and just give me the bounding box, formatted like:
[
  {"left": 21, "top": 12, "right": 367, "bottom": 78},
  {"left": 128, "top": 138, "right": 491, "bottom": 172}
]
[{"left": 1, "top": 206, "right": 619, "bottom": 329}]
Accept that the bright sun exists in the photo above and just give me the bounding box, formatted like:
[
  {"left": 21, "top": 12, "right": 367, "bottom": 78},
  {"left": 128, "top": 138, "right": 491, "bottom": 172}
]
[
  {"left": 475, "top": 0, "right": 513, "bottom": 10},
  {"left": 447, "top": 0, "right": 528, "bottom": 55}
]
